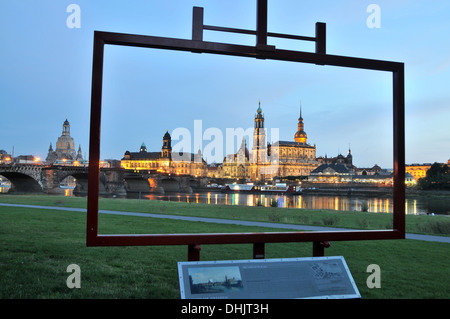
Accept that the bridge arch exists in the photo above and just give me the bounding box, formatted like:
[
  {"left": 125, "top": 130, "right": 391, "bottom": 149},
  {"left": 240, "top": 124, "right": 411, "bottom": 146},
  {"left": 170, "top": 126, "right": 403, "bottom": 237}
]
[
  {"left": 56, "top": 171, "right": 90, "bottom": 196},
  {"left": 0, "top": 171, "right": 43, "bottom": 193}
]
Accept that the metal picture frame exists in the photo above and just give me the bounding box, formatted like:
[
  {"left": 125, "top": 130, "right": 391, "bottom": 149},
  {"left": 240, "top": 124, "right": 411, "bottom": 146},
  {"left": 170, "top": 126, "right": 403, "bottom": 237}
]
[{"left": 87, "top": 1, "right": 405, "bottom": 260}]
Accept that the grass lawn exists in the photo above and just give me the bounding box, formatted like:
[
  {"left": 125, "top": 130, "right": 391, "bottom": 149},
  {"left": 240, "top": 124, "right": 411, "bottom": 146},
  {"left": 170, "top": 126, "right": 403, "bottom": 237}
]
[
  {"left": 0, "top": 194, "right": 449, "bottom": 299},
  {"left": 1, "top": 194, "right": 449, "bottom": 235}
]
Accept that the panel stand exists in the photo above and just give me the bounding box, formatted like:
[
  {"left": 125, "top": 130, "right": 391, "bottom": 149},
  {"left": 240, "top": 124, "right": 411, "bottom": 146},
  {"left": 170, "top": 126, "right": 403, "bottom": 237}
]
[{"left": 313, "top": 241, "right": 330, "bottom": 257}]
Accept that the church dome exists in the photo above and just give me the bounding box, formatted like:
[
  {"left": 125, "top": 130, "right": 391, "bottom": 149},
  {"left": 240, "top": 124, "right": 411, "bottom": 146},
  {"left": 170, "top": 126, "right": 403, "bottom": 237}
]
[{"left": 294, "top": 103, "right": 307, "bottom": 144}]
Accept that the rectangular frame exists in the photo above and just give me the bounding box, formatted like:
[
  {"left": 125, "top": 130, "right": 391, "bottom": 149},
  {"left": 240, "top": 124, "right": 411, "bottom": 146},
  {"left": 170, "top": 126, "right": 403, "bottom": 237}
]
[{"left": 87, "top": 26, "right": 405, "bottom": 252}]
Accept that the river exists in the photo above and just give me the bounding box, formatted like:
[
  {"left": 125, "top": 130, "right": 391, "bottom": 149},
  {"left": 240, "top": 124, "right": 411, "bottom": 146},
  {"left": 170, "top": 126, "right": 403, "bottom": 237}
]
[
  {"left": 141, "top": 191, "right": 449, "bottom": 215},
  {"left": 2, "top": 184, "right": 448, "bottom": 215}
]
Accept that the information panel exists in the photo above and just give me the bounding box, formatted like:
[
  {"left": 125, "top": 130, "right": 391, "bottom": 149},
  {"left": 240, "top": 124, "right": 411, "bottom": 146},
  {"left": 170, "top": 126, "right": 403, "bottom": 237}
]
[{"left": 178, "top": 256, "right": 360, "bottom": 299}]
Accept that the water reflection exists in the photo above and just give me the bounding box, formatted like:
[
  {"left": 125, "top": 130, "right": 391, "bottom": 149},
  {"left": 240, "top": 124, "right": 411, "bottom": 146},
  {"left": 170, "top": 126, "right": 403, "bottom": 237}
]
[
  {"left": 143, "top": 192, "right": 449, "bottom": 215},
  {"left": 2, "top": 183, "right": 447, "bottom": 215}
]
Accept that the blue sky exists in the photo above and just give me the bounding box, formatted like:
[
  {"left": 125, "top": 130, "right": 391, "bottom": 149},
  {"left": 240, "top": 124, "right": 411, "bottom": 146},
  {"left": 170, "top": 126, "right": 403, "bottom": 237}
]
[{"left": 1, "top": 0, "right": 449, "bottom": 168}]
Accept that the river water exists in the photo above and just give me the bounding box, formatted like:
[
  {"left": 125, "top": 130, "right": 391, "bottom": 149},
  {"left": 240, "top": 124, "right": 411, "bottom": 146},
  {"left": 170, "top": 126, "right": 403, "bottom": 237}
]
[
  {"left": 142, "top": 191, "right": 450, "bottom": 216},
  {"left": 2, "top": 184, "right": 448, "bottom": 215}
]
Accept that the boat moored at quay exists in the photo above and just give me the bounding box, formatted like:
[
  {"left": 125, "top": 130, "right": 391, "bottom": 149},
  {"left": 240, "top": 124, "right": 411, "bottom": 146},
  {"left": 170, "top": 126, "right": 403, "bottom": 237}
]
[{"left": 223, "top": 183, "right": 302, "bottom": 195}]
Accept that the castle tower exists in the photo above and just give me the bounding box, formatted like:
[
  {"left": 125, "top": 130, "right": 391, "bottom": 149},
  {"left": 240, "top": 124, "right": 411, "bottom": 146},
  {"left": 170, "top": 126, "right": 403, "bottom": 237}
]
[
  {"left": 140, "top": 142, "right": 147, "bottom": 153},
  {"left": 161, "top": 130, "right": 172, "bottom": 159},
  {"left": 346, "top": 146, "right": 353, "bottom": 167},
  {"left": 294, "top": 102, "right": 307, "bottom": 144}
]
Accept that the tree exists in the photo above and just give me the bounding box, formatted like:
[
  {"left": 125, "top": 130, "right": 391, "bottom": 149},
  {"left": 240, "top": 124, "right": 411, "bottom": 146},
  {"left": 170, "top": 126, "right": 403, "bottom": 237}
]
[{"left": 417, "top": 163, "right": 450, "bottom": 190}]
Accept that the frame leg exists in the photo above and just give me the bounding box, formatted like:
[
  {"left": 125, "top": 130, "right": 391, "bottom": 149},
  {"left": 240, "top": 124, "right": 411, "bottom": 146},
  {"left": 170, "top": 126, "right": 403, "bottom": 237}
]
[{"left": 188, "top": 244, "right": 201, "bottom": 261}]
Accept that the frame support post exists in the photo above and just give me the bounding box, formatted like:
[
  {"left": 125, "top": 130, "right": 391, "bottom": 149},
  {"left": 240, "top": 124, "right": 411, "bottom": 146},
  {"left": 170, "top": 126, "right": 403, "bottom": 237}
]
[
  {"left": 315, "top": 22, "right": 326, "bottom": 55},
  {"left": 192, "top": 7, "right": 204, "bottom": 41}
]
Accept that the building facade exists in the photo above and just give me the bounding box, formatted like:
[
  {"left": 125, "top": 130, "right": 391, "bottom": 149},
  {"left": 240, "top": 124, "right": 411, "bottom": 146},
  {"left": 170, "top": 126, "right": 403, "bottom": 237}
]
[
  {"left": 405, "top": 163, "right": 433, "bottom": 181},
  {"left": 309, "top": 163, "right": 352, "bottom": 183},
  {"left": 0, "top": 150, "right": 12, "bottom": 165},
  {"left": 317, "top": 150, "right": 354, "bottom": 171},
  {"left": 250, "top": 102, "right": 320, "bottom": 181},
  {"left": 222, "top": 138, "right": 251, "bottom": 180},
  {"left": 217, "top": 102, "right": 322, "bottom": 182},
  {"left": 121, "top": 130, "right": 207, "bottom": 177}
]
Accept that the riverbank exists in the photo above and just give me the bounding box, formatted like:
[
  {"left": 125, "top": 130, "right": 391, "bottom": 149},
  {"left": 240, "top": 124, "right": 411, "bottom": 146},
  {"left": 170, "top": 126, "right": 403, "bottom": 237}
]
[
  {"left": 192, "top": 184, "right": 450, "bottom": 200},
  {"left": 0, "top": 194, "right": 449, "bottom": 236},
  {"left": 0, "top": 197, "right": 449, "bottom": 299},
  {"left": 294, "top": 186, "right": 450, "bottom": 198}
]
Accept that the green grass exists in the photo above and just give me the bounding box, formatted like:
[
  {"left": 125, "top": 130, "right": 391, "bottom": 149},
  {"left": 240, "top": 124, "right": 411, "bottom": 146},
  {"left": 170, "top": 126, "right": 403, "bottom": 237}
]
[
  {"left": 1, "top": 194, "right": 449, "bottom": 235},
  {"left": 0, "top": 194, "right": 449, "bottom": 299}
]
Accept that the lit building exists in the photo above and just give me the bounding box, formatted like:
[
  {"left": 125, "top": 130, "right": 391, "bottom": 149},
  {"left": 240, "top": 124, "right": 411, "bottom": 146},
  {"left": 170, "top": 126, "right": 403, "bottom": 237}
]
[
  {"left": 405, "top": 163, "right": 432, "bottom": 181},
  {"left": 222, "top": 138, "right": 251, "bottom": 180},
  {"left": 309, "top": 164, "right": 352, "bottom": 183},
  {"left": 354, "top": 164, "right": 382, "bottom": 175},
  {"left": 46, "top": 119, "right": 85, "bottom": 165},
  {"left": 121, "top": 130, "right": 207, "bottom": 177},
  {"left": 206, "top": 163, "right": 223, "bottom": 178},
  {"left": 0, "top": 150, "right": 12, "bottom": 165},
  {"left": 317, "top": 150, "right": 354, "bottom": 171},
  {"left": 253, "top": 102, "right": 320, "bottom": 181},
  {"left": 221, "top": 101, "right": 321, "bottom": 182}
]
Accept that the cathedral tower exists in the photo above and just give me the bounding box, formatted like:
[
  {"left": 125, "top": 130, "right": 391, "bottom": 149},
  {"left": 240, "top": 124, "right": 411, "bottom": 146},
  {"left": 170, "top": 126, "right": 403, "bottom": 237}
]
[{"left": 252, "top": 101, "right": 267, "bottom": 163}]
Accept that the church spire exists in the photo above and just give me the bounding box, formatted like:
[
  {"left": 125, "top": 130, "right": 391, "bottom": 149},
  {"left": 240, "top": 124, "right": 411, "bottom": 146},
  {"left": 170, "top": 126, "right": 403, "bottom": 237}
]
[
  {"left": 299, "top": 100, "right": 303, "bottom": 120},
  {"left": 255, "top": 100, "right": 264, "bottom": 128},
  {"left": 294, "top": 101, "right": 307, "bottom": 144}
]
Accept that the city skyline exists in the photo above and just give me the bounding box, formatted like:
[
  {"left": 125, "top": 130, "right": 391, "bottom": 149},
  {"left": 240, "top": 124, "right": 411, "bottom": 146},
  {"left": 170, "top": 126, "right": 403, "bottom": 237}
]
[{"left": 1, "top": 1, "right": 449, "bottom": 168}]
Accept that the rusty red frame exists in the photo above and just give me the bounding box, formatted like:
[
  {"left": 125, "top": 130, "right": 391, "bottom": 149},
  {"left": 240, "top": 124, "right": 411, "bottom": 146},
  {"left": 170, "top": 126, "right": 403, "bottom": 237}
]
[{"left": 87, "top": 3, "right": 405, "bottom": 260}]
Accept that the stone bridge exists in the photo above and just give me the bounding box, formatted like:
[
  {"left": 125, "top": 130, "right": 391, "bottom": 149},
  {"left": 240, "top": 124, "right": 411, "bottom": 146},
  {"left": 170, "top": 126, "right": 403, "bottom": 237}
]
[{"left": 0, "top": 164, "right": 209, "bottom": 197}]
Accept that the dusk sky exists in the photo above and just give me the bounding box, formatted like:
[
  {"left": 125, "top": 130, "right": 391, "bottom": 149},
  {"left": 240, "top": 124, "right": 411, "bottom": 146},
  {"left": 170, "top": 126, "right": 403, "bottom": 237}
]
[{"left": 1, "top": 0, "right": 449, "bottom": 168}]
